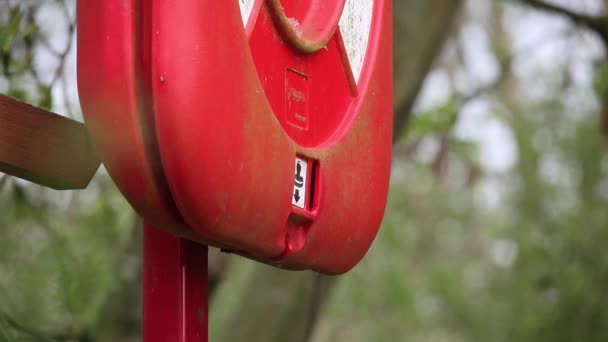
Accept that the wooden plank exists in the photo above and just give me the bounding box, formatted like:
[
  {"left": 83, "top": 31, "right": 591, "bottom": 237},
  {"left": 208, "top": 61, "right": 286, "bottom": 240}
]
[{"left": 0, "top": 94, "right": 101, "bottom": 189}]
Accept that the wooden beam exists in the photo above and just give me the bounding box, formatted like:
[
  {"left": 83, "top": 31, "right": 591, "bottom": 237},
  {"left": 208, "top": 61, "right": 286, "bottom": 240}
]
[{"left": 0, "top": 94, "right": 101, "bottom": 190}]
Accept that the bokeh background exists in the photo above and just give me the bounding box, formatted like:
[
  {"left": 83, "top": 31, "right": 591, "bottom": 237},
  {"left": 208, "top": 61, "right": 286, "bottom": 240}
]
[{"left": 1, "top": 0, "right": 608, "bottom": 341}]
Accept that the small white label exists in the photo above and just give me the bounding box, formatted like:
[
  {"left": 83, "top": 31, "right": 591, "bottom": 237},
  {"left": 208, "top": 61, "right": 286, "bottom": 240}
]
[
  {"left": 292, "top": 157, "right": 308, "bottom": 208},
  {"left": 238, "top": 0, "right": 255, "bottom": 26},
  {"left": 339, "top": 0, "right": 374, "bottom": 83}
]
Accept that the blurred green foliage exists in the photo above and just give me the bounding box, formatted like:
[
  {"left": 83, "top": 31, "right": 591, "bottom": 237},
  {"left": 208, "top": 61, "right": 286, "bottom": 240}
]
[
  {"left": 0, "top": 177, "right": 136, "bottom": 341},
  {"left": 315, "top": 104, "right": 608, "bottom": 341},
  {"left": 311, "top": 54, "right": 608, "bottom": 342},
  {"left": 408, "top": 99, "right": 460, "bottom": 139}
]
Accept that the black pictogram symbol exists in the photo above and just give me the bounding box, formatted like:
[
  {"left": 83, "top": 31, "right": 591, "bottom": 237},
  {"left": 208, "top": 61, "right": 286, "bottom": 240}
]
[
  {"left": 293, "top": 161, "right": 305, "bottom": 204},
  {"left": 295, "top": 161, "right": 304, "bottom": 188}
]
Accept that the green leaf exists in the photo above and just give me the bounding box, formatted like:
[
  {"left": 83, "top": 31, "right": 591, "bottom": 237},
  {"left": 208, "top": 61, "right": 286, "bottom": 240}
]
[
  {"left": 6, "top": 87, "right": 28, "bottom": 102},
  {"left": 37, "top": 86, "right": 52, "bottom": 110},
  {"left": 408, "top": 98, "right": 459, "bottom": 138}
]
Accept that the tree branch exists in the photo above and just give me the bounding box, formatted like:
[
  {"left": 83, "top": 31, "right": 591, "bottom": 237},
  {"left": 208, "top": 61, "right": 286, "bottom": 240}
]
[
  {"left": 516, "top": 0, "right": 608, "bottom": 43},
  {"left": 393, "top": 1, "right": 464, "bottom": 143}
]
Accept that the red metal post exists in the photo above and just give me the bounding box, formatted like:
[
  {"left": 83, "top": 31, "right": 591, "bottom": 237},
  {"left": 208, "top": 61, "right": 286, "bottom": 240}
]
[{"left": 143, "top": 223, "right": 208, "bottom": 342}]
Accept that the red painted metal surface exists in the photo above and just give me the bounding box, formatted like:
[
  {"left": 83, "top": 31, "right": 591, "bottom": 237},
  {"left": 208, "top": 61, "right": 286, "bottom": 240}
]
[
  {"left": 77, "top": 0, "right": 231, "bottom": 250},
  {"left": 154, "top": 0, "right": 393, "bottom": 274},
  {"left": 143, "top": 223, "right": 208, "bottom": 342},
  {"left": 77, "top": 0, "right": 188, "bottom": 235},
  {"left": 77, "top": 0, "right": 393, "bottom": 275}
]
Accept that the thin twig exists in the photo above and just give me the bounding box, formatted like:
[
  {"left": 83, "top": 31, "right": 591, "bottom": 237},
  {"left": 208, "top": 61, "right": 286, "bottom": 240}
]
[{"left": 515, "top": 0, "right": 608, "bottom": 43}]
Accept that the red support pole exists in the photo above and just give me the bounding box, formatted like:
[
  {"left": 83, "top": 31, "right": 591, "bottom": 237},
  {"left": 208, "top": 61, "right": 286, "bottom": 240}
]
[{"left": 143, "top": 223, "right": 208, "bottom": 342}]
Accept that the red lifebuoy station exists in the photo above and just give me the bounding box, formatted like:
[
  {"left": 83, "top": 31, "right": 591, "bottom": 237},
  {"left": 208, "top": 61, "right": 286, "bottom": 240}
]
[{"left": 1, "top": 1, "right": 392, "bottom": 340}]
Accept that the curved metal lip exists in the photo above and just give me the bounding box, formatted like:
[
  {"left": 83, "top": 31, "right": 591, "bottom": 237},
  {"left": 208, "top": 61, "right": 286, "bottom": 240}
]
[{"left": 267, "top": 0, "right": 347, "bottom": 54}]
